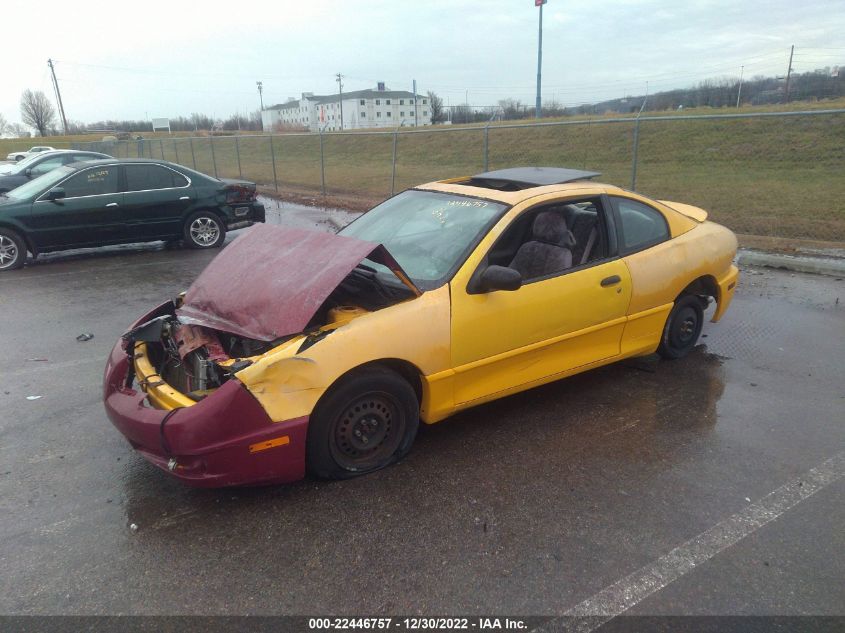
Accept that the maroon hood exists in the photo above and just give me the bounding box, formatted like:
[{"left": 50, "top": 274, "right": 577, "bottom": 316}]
[{"left": 176, "top": 224, "right": 419, "bottom": 341}]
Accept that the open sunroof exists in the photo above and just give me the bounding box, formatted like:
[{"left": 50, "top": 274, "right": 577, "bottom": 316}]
[{"left": 466, "top": 167, "right": 601, "bottom": 191}]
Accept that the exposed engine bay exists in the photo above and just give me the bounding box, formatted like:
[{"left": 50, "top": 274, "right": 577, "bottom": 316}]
[{"left": 123, "top": 264, "right": 415, "bottom": 402}]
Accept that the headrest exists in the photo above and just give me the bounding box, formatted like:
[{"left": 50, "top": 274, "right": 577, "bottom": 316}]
[{"left": 532, "top": 211, "right": 573, "bottom": 246}]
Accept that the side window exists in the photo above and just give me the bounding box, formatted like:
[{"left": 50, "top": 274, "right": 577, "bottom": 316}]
[
  {"left": 60, "top": 166, "right": 118, "bottom": 198},
  {"left": 67, "top": 154, "right": 95, "bottom": 164},
  {"left": 124, "top": 164, "right": 187, "bottom": 191},
  {"left": 485, "top": 198, "right": 609, "bottom": 283},
  {"left": 30, "top": 157, "right": 66, "bottom": 176},
  {"left": 612, "top": 197, "right": 669, "bottom": 252}
]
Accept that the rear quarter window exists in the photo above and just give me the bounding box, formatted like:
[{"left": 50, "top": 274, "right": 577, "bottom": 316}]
[{"left": 611, "top": 197, "right": 669, "bottom": 253}]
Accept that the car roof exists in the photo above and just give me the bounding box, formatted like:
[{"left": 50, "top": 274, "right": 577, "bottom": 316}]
[
  {"left": 416, "top": 167, "right": 625, "bottom": 205},
  {"left": 64, "top": 157, "right": 177, "bottom": 169}
]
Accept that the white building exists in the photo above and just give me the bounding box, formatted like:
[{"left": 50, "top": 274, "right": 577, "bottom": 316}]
[{"left": 262, "top": 83, "right": 433, "bottom": 132}]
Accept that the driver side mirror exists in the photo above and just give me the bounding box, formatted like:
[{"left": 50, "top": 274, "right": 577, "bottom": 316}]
[
  {"left": 477, "top": 265, "right": 522, "bottom": 293},
  {"left": 24, "top": 168, "right": 32, "bottom": 177},
  {"left": 46, "top": 187, "right": 66, "bottom": 202}
]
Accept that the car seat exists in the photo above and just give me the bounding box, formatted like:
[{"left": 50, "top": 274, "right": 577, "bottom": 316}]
[{"left": 508, "top": 211, "right": 574, "bottom": 279}]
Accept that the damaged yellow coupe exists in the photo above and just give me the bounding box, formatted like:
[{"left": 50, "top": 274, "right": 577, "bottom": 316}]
[{"left": 104, "top": 167, "right": 738, "bottom": 486}]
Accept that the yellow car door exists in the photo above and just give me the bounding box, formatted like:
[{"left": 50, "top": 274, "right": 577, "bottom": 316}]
[{"left": 449, "top": 195, "right": 632, "bottom": 405}]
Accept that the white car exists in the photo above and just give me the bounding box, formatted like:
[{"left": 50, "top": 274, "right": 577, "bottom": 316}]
[{"left": 5, "top": 146, "right": 56, "bottom": 162}]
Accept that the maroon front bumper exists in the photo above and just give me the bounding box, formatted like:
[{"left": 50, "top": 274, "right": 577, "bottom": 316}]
[{"left": 103, "top": 334, "right": 308, "bottom": 488}]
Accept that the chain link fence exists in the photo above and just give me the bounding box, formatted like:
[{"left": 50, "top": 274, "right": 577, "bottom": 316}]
[{"left": 55, "top": 108, "right": 845, "bottom": 245}]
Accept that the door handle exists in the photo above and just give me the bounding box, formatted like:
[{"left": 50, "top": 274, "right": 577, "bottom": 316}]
[
  {"left": 600, "top": 275, "right": 621, "bottom": 287},
  {"left": 179, "top": 196, "right": 190, "bottom": 200},
  {"left": 106, "top": 202, "right": 119, "bottom": 208}
]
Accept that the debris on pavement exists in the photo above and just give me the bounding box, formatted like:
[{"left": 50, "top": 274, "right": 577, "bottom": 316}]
[
  {"left": 26, "top": 358, "right": 49, "bottom": 362},
  {"left": 129, "top": 523, "right": 139, "bottom": 532},
  {"left": 26, "top": 395, "right": 42, "bottom": 401},
  {"left": 76, "top": 333, "right": 94, "bottom": 342}
]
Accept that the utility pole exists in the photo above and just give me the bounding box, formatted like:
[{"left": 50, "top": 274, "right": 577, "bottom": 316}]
[
  {"left": 47, "top": 59, "right": 68, "bottom": 135},
  {"left": 256, "top": 81, "right": 264, "bottom": 110},
  {"left": 413, "top": 79, "right": 418, "bottom": 127},
  {"left": 736, "top": 65, "right": 744, "bottom": 108},
  {"left": 784, "top": 45, "right": 794, "bottom": 103},
  {"left": 535, "top": 0, "right": 546, "bottom": 119},
  {"left": 336, "top": 73, "right": 344, "bottom": 131}
]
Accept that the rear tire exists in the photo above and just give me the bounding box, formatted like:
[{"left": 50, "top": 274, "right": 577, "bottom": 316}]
[
  {"left": 183, "top": 211, "right": 225, "bottom": 249},
  {"left": 0, "top": 228, "right": 27, "bottom": 271},
  {"left": 657, "top": 294, "right": 705, "bottom": 360},
  {"left": 307, "top": 366, "right": 420, "bottom": 480}
]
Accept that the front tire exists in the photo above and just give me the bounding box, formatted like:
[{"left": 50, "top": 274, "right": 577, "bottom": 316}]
[
  {"left": 0, "top": 228, "right": 26, "bottom": 271},
  {"left": 183, "top": 211, "right": 225, "bottom": 249},
  {"left": 657, "top": 294, "right": 705, "bottom": 360},
  {"left": 307, "top": 367, "right": 420, "bottom": 480}
]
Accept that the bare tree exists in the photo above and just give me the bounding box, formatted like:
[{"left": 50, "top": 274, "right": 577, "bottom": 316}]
[
  {"left": 0, "top": 113, "right": 8, "bottom": 136},
  {"left": 427, "top": 91, "right": 444, "bottom": 123},
  {"left": 8, "top": 122, "right": 30, "bottom": 138},
  {"left": 20, "top": 90, "right": 56, "bottom": 137}
]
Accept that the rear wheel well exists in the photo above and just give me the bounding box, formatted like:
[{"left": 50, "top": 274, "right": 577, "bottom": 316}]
[{"left": 680, "top": 275, "right": 718, "bottom": 303}]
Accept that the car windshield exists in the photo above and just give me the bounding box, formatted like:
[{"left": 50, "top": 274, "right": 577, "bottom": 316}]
[
  {"left": 339, "top": 190, "right": 507, "bottom": 289},
  {"left": 5, "top": 166, "right": 74, "bottom": 200}
]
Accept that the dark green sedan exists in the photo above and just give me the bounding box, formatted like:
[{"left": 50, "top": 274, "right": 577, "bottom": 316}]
[{"left": 0, "top": 159, "right": 265, "bottom": 271}]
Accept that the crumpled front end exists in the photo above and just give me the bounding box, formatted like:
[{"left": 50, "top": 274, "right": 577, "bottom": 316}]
[{"left": 102, "top": 303, "right": 308, "bottom": 487}]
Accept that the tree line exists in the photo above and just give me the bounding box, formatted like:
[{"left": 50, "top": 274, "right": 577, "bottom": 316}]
[{"left": 2, "top": 65, "right": 841, "bottom": 137}]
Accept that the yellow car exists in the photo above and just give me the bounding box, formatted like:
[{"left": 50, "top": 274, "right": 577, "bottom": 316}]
[{"left": 103, "top": 167, "right": 738, "bottom": 487}]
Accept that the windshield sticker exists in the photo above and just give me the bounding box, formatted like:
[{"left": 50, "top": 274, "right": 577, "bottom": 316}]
[{"left": 448, "top": 199, "right": 489, "bottom": 208}]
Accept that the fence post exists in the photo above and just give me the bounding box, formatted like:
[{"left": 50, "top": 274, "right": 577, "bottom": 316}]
[
  {"left": 391, "top": 130, "right": 398, "bottom": 196},
  {"left": 209, "top": 134, "right": 218, "bottom": 177},
  {"left": 269, "top": 135, "right": 279, "bottom": 192},
  {"left": 189, "top": 137, "right": 197, "bottom": 169},
  {"left": 630, "top": 118, "right": 641, "bottom": 191},
  {"left": 235, "top": 135, "right": 242, "bottom": 179},
  {"left": 483, "top": 125, "right": 490, "bottom": 172},
  {"left": 173, "top": 139, "right": 180, "bottom": 164},
  {"left": 159, "top": 138, "right": 165, "bottom": 159},
  {"left": 319, "top": 130, "right": 326, "bottom": 195}
]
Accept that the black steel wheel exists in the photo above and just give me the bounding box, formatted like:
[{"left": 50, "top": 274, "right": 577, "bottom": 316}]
[
  {"left": 657, "top": 294, "right": 705, "bottom": 359},
  {"left": 307, "top": 366, "right": 419, "bottom": 479}
]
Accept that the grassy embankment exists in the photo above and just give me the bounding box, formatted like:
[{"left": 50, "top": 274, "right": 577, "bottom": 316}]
[{"left": 2, "top": 98, "right": 843, "bottom": 241}]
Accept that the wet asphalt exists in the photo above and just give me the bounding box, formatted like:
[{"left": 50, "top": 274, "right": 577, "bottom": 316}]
[{"left": 0, "top": 202, "right": 843, "bottom": 617}]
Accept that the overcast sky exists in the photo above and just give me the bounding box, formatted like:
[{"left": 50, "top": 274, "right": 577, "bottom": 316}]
[{"left": 2, "top": 0, "right": 843, "bottom": 127}]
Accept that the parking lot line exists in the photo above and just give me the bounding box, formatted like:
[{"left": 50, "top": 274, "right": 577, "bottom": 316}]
[{"left": 540, "top": 451, "right": 845, "bottom": 632}]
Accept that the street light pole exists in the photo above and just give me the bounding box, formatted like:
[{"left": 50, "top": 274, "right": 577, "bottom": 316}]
[
  {"left": 256, "top": 81, "right": 264, "bottom": 130},
  {"left": 736, "top": 65, "right": 744, "bottom": 108},
  {"left": 336, "top": 73, "right": 344, "bottom": 130},
  {"left": 535, "top": 0, "right": 546, "bottom": 119}
]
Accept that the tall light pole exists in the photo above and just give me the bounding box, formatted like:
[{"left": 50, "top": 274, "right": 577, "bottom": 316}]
[
  {"left": 336, "top": 73, "right": 344, "bottom": 130},
  {"left": 535, "top": 0, "right": 547, "bottom": 119},
  {"left": 256, "top": 81, "right": 264, "bottom": 131},
  {"left": 736, "top": 65, "right": 744, "bottom": 108}
]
